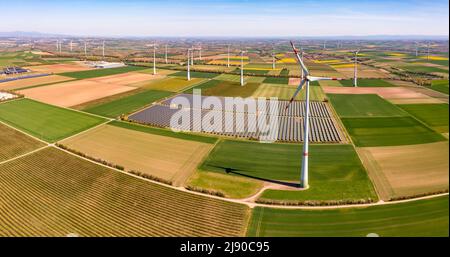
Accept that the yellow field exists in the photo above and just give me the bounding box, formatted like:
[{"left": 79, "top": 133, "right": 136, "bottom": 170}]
[
  {"left": 207, "top": 60, "right": 247, "bottom": 66},
  {"left": 357, "top": 141, "right": 449, "bottom": 200},
  {"left": 314, "top": 60, "right": 342, "bottom": 64},
  {"left": 144, "top": 77, "right": 204, "bottom": 92},
  {"left": 420, "top": 56, "right": 449, "bottom": 61},
  {"left": 61, "top": 124, "right": 214, "bottom": 186},
  {"left": 277, "top": 58, "right": 296, "bottom": 64},
  {"left": 331, "top": 63, "right": 355, "bottom": 69},
  {"left": 387, "top": 53, "right": 407, "bottom": 57}
]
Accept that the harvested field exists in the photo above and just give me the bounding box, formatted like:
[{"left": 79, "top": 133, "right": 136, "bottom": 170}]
[
  {"left": 333, "top": 65, "right": 389, "bottom": 78},
  {"left": 247, "top": 196, "right": 449, "bottom": 237},
  {"left": 0, "top": 147, "right": 249, "bottom": 236},
  {"left": 357, "top": 142, "right": 449, "bottom": 200},
  {"left": 87, "top": 72, "right": 161, "bottom": 86},
  {"left": 342, "top": 116, "right": 446, "bottom": 147},
  {"left": 0, "top": 75, "right": 73, "bottom": 90},
  {"left": 340, "top": 79, "right": 395, "bottom": 87},
  {"left": 0, "top": 99, "right": 106, "bottom": 142},
  {"left": 318, "top": 80, "right": 342, "bottom": 87},
  {"left": 61, "top": 124, "right": 213, "bottom": 186},
  {"left": 26, "top": 62, "right": 92, "bottom": 73},
  {"left": 129, "top": 95, "right": 343, "bottom": 143},
  {"left": 18, "top": 80, "right": 136, "bottom": 108},
  {"left": 323, "top": 86, "right": 432, "bottom": 100},
  {"left": 0, "top": 123, "right": 46, "bottom": 162}
]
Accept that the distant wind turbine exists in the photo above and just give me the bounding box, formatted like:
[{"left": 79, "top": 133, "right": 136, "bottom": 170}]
[
  {"left": 227, "top": 44, "right": 230, "bottom": 68},
  {"left": 272, "top": 47, "right": 276, "bottom": 69},
  {"left": 353, "top": 49, "right": 360, "bottom": 87},
  {"left": 187, "top": 48, "right": 192, "bottom": 81},
  {"left": 165, "top": 44, "right": 168, "bottom": 64},
  {"left": 240, "top": 50, "right": 247, "bottom": 86},
  {"left": 102, "top": 41, "right": 105, "bottom": 60},
  {"left": 286, "top": 41, "right": 343, "bottom": 188}
]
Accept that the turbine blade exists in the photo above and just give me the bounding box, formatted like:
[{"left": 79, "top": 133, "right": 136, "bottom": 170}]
[
  {"left": 286, "top": 79, "right": 307, "bottom": 110},
  {"left": 290, "top": 41, "right": 309, "bottom": 75},
  {"left": 308, "top": 76, "right": 343, "bottom": 81}
]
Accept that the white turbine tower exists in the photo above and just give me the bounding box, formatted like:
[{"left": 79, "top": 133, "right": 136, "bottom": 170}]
[
  {"left": 353, "top": 49, "right": 360, "bottom": 87},
  {"left": 150, "top": 44, "right": 157, "bottom": 75},
  {"left": 187, "top": 48, "right": 192, "bottom": 81},
  {"left": 227, "top": 44, "right": 230, "bottom": 68},
  {"left": 56, "top": 40, "right": 59, "bottom": 52},
  {"left": 427, "top": 42, "right": 430, "bottom": 60},
  {"left": 165, "top": 44, "right": 168, "bottom": 64},
  {"left": 240, "top": 50, "right": 247, "bottom": 86},
  {"left": 415, "top": 42, "right": 419, "bottom": 57},
  {"left": 102, "top": 41, "right": 105, "bottom": 60},
  {"left": 272, "top": 47, "right": 276, "bottom": 70},
  {"left": 287, "top": 41, "right": 342, "bottom": 188},
  {"left": 59, "top": 40, "right": 62, "bottom": 53},
  {"left": 70, "top": 40, "right": 73, "bottom": 52},
  {"left": 84, "top": 41, "right": 87, "bottom": 60}
]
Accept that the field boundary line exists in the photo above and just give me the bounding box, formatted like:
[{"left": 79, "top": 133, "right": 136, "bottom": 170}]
[
  {"left": 52, "top": 142, "right": 449, "bottom": 211},
  {"left": 0, "top": 120, "right": 49, "bottom": 145},
  {"left": 0, "top": 145, "right": 49, "bottom": 165},
  {"left": 57, "top": 120, "right": 111, "bottom": 143}
]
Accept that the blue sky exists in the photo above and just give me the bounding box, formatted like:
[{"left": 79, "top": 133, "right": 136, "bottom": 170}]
[{"left": 1, "top": 0, "right": 449, "bottom": 37}]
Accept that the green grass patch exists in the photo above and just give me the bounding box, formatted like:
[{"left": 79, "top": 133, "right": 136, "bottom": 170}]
[
  {"left": 340, "top": 79, "right": 395, "bottom": 87},
  {"left": 342, "top": 116, "right": 446, "bottom": 147},
  {"left": 430, "top": 80, "right": 449, "bottom": 95},
  {"left": 201, "top": 140, "right": 376, "bottom": 201},
  {"left": 83, "top": 90, "right": 173, "bottom": 118},
  {"left": 399, "top": 65, "right": 448, "bottom": 73},
  {"left": 247, "top": 196, "right": 449, "bottom": 237},
  {"left": 183, "top": 79, "right": 222, "bottom": 93},
  {"left": 0, "top": 99, "right": 106, "bottom": 142},
  {"left": 263, "top": 77, "right": 289, "bottom": 84},
  {"left": 328, "top": 94, "right": 407, "bottom": 117},
  {"left": 60, "top": 66, "right": 147, "bottom": 79},
  {"left": 170, "top": 71, "right": 219, "bottom": 79},
  {"left": 109, "top": 120, "right": 217, "bottom": 144},
  {"left": 398, "top": 104, "right": 449, "bottom": 133}
]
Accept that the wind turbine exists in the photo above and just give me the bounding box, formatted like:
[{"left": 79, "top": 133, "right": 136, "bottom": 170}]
[
  {"left": 59, "top": 40, "right": 62, "bottom": 53},
  {"left": 353, "top": 49, "right": 360, "bottom": 87},
  {"left": 70, "top": 40, "right": 73, "bottom": 52},
  {"left": 415, "top": 42, "right": 419, "bottom": 57},
  {"left": 286, "top": 41, "right": 342, "bottom": 188},
  {"left": 427, "top": 42, "right": 430, "bottom": 60},
  {"left": 227, "top": 44, "right": 230, "bottom": 68},
  {"left": 56, "top": 40, "right": 59, "bottom": 52},
  {"left": 149, "top": 43, "right": 157, "bottom": 75},
  {"left": 102, "top": 41, "right": 105, "bottom": 60},
  {"left": 240, "top": 50, "right": 247, "bottom": 86},
  {"left": 84, "top": 41, "right": 87, "bottom": 60},
  {"left": 272, "top": 47, "right": 276, "bottom": 69},
  {"left": 187, "top": 48, "right": 192, "bottom": 81},
  {"left": 165, "top": 44, "right": 168, "bottom": 64}
]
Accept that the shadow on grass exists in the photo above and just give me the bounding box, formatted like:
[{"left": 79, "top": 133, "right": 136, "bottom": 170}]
[{"left": 211, "top": 165, "right": 300, "bottom": 188}]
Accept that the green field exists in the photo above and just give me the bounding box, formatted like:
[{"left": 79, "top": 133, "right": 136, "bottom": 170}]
[
  {"left": 247, "top": 196, "right": 449, "bottom": 237},
  {"left": 170, "top": 71, "right": 219, "bottom": 79},
  {"left": 263, "top": 77, "right": 289, "bottom": 84},
  {"left": 60, "top": 66, "right": 147, "bottom": 79},
  {"left": 399, "top": 65, "right": 448, "bottom": 74},
  {"left": 339, "top": 79, "right": 395, "bottom": 87},
  {"left": 0, "top": 99, "right": 106, "bottom": 142},
  {"left": 183, "top": 79, "right": 223, "bottom": 93},
  {"left": 328, "top": 94, "right": 407, "bottom": 117},
  {"left": 0, "top": 51, "right": 55, "bottom": 67},
  {"left": 110, "top": 121, "right": 218, "bottom": 144},
  {"left": 200, "top": 140, "right": 376, "bottom": 201},
  {"left": 83, "top": 90, "right": 172, "bottom": 117},
  {"left": 342, "top": 116, "right": 446, "bottom": 147},
  {"left": 0, "top": 147, "right": 249, "bottom": 236},
  {"left": 430, "top": 80, "right": 449, "bottom": 95},
  {"left": 398, "top": 104, "right": 449, "bottom": 133}
]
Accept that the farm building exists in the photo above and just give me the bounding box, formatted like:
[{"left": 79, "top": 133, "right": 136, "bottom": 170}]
[{"left": 91, "top": 61, "right": 127, "bottom": 69}]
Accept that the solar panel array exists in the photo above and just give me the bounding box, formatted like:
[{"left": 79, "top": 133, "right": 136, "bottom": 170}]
[{"left": 129, "top": 95, "right": 343, "bottom": 143}]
